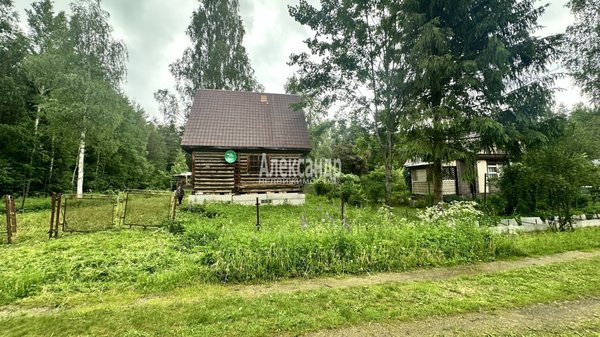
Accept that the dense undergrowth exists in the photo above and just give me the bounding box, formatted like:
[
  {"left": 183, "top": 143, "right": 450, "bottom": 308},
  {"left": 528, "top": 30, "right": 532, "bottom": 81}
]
[{"left": 1, "top": 195, "right": 600, "bottom": 305}]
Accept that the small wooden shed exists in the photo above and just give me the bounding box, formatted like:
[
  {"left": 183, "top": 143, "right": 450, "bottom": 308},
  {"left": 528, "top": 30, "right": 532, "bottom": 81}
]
[{"left": 181, "top": 90, "right": 312, "bottom": 196}]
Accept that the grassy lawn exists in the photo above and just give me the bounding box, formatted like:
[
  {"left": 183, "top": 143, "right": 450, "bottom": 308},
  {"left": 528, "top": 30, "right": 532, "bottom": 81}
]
[
  {"left": 1, "top": 256, "right": 599, "bottom": 336},
  {"left": 2, "top": 194, "right": 600, "bottom": 336},
  {"left": 1, "top": 195, "right": 600, "bottom": 307}
]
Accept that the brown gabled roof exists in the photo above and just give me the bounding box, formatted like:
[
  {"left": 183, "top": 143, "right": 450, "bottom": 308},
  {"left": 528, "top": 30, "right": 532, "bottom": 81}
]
[{"left": 181, "top": 89, "right": 312, "bottom": 152}]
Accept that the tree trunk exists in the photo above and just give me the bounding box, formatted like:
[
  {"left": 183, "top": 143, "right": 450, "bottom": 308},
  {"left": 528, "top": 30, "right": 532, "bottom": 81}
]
[
  {"left": 432, "top": 158, "right": 443, "bottom": 204},
  {"left": 76, "top": 131, "right": 85, "bottom": 197},
  {"left": 21, "top": 112, "right": 41, "bottom": 209},
  {"left": 47, "top": 136, "right": 55, "bottom": 190},
  {"left": 383, "top": 129, "right": 394, "bottom": 206}
]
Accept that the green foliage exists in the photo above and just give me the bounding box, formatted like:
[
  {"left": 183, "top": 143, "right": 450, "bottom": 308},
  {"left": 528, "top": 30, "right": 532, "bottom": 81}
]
[
  {"left": 499, "top": 145, "right": 600, "bottom": 230},
  {"left": 311, "top": 167, "right": 408, "bottom": 206},
  {"left": 169, "top": 149, "right": 189, "bottom": 175},
  {"left": 289, "top": 0, "right": 406, "bottom": 205},
  {"left": 569, "top": 105, "right": 600, "bottom": 160},
  {"left": 399, "top": 0, "right": 561, "bottom": 203},
  {"left": 0, "top": 0, "right": 180, "bottom": 195},
  {"left": 564, "top": 0, "right": 600, "bottom": 103},
  {"left": 169, "top": 0, "right": 262, "bottom": 112}
]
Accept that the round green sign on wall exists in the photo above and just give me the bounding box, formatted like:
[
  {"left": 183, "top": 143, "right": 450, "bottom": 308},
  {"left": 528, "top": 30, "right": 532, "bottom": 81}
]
[{"left": 224, "top": 150, "right": 237, "bottom": 164}]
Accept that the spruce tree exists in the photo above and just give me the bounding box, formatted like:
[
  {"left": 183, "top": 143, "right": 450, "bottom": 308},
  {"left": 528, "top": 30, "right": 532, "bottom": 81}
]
[{"left": 399, "top": 0, "right": 562, "bottom": 203}]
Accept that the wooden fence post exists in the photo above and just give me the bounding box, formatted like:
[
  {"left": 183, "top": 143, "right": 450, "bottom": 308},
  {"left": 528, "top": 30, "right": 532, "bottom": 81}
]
[
  {"left": 9, "top": 196, "right": 16, "bottom": 234},
  {"left": 54, "top": 193, "right": 62, "bottom": 238}
]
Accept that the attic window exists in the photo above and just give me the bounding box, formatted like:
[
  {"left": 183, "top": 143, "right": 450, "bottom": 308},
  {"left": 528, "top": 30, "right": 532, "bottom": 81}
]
[{"left": 260, "top": 95, "right": 268, "bottom": 104}]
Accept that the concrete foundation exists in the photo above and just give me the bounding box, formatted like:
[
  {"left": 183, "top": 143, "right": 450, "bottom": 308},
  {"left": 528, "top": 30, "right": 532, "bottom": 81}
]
[
  {"left": 189, "top": 192, "right": 305, "bottom": 205},
  {"left": 491, "top": 217, "right": 600, "bottom": 234}
]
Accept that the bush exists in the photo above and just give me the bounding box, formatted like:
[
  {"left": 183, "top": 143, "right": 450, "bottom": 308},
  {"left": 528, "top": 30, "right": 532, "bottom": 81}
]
[
  {"left": 313, "top": 176, "right": 334, "bottom": 196},
  {"left": 499, "top": 146, "right": 600, "bottom": 230},
  {"left": 417, "top": 201, "right": 482, "bottom": 227}
]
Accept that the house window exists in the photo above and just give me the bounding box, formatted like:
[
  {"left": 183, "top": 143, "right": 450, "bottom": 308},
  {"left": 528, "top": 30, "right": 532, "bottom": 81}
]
[
  {"left": 486, "top": 162, "right": 501, "bottom": 180},
  {"left": 248, "top": 154, "right": 267, "bottom": 174},
  {"left": 442, "top": 166, "right": 457, "bottom": 181},
  {"left": 413, "top": 169, "right": 426, "bottom": 182}
]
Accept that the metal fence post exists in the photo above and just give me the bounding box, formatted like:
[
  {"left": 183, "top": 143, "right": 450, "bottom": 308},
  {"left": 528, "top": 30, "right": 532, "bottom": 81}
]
[
  {"left": 483, "top": 173, "right": 488, "bottom": 206},
  {"left": 341, "top": 197, "right": 345, "bottom": 225},
  {"left": 171, "top": 193, "right": 177, "bottom": 221},
  {"left": 256, "top": 197, "right": 260, "bottom": 231}
]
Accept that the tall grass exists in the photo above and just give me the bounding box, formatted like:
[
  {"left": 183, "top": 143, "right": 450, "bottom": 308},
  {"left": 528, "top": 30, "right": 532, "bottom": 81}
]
[
  {"left": 1, "top": 195, "right": 598, "bottom": 306},
  {"left": 182, "top": 202, "right": 517, "bottom": 282}
]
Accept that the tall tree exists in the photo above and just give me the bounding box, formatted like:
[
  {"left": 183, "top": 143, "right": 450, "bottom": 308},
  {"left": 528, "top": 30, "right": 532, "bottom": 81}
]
[
  {"left": 564, "top": 0, "right": 600, "bottom": 104},
  {"left": 169, "top": 0, "right": 263, "bottom": 113},
  {"left": 19, "top": 0, "right": 68, "bottom": 205},
  {"left": 68, "top": 0, "right": 127, "bottom": 196},
  {"left": 399, "top": 0, "right": 561, "bottom": 203},
  {"left": 289, "top": 0, "right": 405, "bottom": 205},
  {"left": 0, "top": 0, "right": 30, "bottom": 193},
  {"left": 569, "top": 105, "right": 600, "bottom": 160},
  {"left": 154, "top": 89, "right": 181, "bottom": 126}
]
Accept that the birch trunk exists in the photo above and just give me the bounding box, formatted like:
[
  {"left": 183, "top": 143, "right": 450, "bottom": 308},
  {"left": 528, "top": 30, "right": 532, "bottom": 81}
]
[
  {"left": 76, "top": 131, "right": 85, "bottom": 197},
  {"left": 21, "top": 107, "right": 41, "bottom": 209},
  {"left": 47, "top": 136, "right": 55, "bottom": 189}
]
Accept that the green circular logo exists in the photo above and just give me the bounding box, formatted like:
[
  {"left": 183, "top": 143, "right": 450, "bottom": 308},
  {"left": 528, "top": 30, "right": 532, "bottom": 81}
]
[{"left": 224, "top": 150, "right": 237, "bottom": 164}]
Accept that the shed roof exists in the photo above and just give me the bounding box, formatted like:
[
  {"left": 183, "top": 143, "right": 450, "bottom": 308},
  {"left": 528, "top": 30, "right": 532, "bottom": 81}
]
[{"left": 181, "top": 89, "right": 312, "bottom": 152}]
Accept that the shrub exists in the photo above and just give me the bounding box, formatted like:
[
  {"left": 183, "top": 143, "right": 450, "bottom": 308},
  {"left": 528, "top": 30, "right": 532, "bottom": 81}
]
[
  {"left": 417, "top": 201, "right": 482, "bottom": 227},
  {"left": 313, "top": 176, "right": 334, "bottom": 196}
]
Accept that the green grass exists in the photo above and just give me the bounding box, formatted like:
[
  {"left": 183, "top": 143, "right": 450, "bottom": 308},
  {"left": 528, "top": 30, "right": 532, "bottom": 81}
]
[
  {"left": 1, "top": 195, "right": 600, "bottom": 307},
  {"left": 122, "top": 192, "right": 174, "bottom": 227},
  {"left": 1, "top": 256, "right": 599, "bottom": 336}
]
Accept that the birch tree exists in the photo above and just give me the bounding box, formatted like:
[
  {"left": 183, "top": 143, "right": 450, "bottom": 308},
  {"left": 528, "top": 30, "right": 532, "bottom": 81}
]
[
  {"left": 68, "top": 0, "right": 126, "bottom": 196},
  {"left": 169, "top": 0, "right": 263, "bottom": 114},
  {"left": 289, "top": 0, "right": 405, "bottom": 205}
]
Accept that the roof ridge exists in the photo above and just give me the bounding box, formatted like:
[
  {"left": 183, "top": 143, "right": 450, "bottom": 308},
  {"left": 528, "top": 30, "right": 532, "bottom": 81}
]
[{"left": 195, "top": 88, "right": 299, "bottom": 97}]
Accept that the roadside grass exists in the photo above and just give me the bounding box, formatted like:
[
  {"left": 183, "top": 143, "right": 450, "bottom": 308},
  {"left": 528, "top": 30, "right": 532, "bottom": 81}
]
[
  {"left": 466, "top": 319, "right": 600, "bottom": 337},
  {"left": 1, "top": 257, "right": 599, "bottom": 337},
  {"left": 1, "top": 194, "right": 600, "bottom": 308},
  {"left": 513, "top": 227, "right": 600, "bottom": 256}
]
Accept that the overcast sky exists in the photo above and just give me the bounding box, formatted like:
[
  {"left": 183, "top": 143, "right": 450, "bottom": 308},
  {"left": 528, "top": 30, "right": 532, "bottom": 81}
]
[{"left": 13, "top": 0, "right": 581, "bottom": 119}]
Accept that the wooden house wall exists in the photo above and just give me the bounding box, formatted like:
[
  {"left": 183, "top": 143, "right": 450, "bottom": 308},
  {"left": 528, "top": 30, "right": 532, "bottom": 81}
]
[{"left": 192, "top": 151, "right": 304, "bottom": 194}]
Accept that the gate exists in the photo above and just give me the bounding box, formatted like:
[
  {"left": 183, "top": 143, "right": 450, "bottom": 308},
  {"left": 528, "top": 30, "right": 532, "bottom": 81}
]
[
  {"left": 122, "top": 190, "right": 176, "bottom": 228},
  {"left": 59, "top": 194, "right": 118, "bottom": 232}
]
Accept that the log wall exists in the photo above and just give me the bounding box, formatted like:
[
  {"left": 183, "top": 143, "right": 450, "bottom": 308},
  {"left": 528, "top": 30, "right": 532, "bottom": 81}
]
[{"left": 192, "top": 151, "right": 305, "bottom": 194}]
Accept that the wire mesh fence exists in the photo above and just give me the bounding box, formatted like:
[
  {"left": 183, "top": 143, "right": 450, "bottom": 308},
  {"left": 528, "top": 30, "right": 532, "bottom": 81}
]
[
  {"left": 61, "top": 194, "right": 118, "bottom": 232},
  {"left": 122, "top": 190, "right": 175, "bottom": 228}
]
